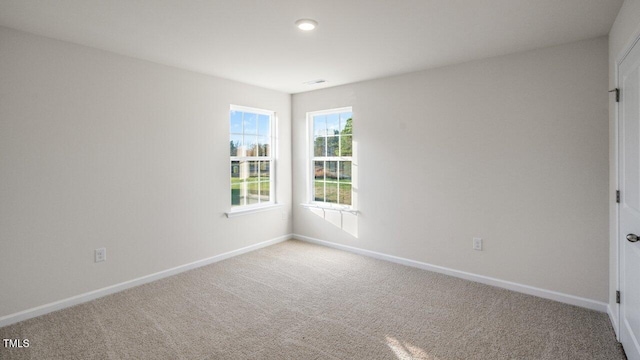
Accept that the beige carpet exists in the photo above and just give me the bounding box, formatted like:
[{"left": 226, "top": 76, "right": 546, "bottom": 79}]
[{"left": 0, "top": 240, "right": 625, "bottom": 360}]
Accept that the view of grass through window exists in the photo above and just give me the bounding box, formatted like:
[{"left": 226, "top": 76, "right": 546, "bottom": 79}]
[
  {"left": 313, "top": 110, "right": 352, "bottom": 205},
  {"left": 230, "top": 107, "right": 273, "bottom": 207}
]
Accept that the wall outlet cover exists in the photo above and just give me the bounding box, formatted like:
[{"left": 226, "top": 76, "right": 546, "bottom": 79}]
[
  {"left": 95, "top": 248, "right": 106, "bottom": 262},
  {"left": 473, "top": 238, "right": 482, "bottom": 251}
]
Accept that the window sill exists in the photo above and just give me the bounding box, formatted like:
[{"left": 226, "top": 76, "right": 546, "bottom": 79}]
[
  {"left": 226, "top": 203, "right": 284, "bottom": 218},
  {"left": 300, "top": 203, "right": 358, "bottom": 215}
]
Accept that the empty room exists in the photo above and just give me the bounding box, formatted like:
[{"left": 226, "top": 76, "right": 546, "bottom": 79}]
[{"left": 1, "top": 0, "right": 639, "bottom": 359}]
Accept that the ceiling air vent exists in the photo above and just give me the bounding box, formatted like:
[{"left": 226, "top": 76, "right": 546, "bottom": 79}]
[{"left": 303, "top": 79, "right": 327, "bottom": 86}]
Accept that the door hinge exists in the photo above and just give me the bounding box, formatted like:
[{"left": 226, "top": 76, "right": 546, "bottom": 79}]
[
  {"left": 609, "top": 88, "right": 620, "bottom": 102},
  {"left": 616, "top": 290, "right": 620, "bottom": 304},
  {"left": 616, "top": 190, "right": 620, "bottom": 203}
]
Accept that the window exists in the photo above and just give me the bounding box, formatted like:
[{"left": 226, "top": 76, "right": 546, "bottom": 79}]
[
  {"left": 309, "top": 107, "right": 353, "bottom": 207},
  {"left": 230, "top": 105, "right": 275, "bottom": 209}
]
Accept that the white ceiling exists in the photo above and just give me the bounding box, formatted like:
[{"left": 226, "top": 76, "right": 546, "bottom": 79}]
[{"left": 0, "top": 0, "right": 623, "bottom": 94}]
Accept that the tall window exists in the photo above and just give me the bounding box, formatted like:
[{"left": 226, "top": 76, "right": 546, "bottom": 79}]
[
  {"left": 230, "top": 105, "right": 274, "bottom": 208},
  {"left": 310, "top": 107, "right": 353, "bottom": 207}
]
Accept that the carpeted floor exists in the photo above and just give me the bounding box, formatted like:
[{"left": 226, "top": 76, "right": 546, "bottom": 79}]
[{"left": 0, "top": 240, "right": 625, "bottom": 359}]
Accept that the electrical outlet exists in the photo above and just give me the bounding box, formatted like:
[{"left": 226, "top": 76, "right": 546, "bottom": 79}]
[
  {"left": 473, "top": 238, "right": 482, "bottom": 251},
  {"left": 95, "top": 248, "right": 106, "bottom": 262},
  {"left": 281, "top": 211, "right": 287, "bottom": 220}
]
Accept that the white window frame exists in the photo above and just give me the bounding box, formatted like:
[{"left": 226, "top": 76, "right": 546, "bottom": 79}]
[
  {"left": 306, "top": 107, "right": 355, "bottom": 211},
  {"left": 227, "top": 104, "right": 278, "bottom": 217}
]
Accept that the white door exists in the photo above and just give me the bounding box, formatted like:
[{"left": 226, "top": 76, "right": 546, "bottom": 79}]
[{"left": 619, "top": 36, "right": 640, "bottom": 360}]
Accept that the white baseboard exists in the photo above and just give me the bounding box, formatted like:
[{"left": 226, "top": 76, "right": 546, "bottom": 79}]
[
  {"left": 608, "top": 304, "right": 620, "bottom": 340},
  {"left": 293, "top": 234, "right": 608, "bottom": 313},
  {"left": 0, "top": 234, "right": 292, "bottom": 328}
]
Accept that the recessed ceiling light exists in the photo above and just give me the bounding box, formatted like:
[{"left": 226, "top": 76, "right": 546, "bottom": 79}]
[{"left": 295, "top": 19, "right": 318, "bottom": 31}]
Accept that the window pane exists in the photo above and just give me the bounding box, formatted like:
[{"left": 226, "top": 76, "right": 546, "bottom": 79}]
[
  {"left": 234, "top": 161, "right": 249, "bottom": 182},
  {"left": 340, "top": 112, "right": 352, "bottom": 134},
  {"left": 248, "top": 161, "right": 259, "bottom": 181},
  {"left": 243, "top": 112, "right": 257, "bottom": 134},
  {"left": 258, "top": 114, "right": 270, "bottom": 136},
  {"left": 339, "top": 183, "right": 352, "bottom": 205},
  {"left": 231, "top": 186, "right": 242, "bottom": 206},
  {"left": 260, "top": 181, "right": 270, "bottom": 200},
  {"left": 339, "top": 161, "right": 352, "bottom": 182},
  {"left": 314, "top": 181, "right": 325, "bottom": 201},
  {"left": 327, "top": 136, "right": 339, "bottom": 156},
  {"left": 230, "top": 111, "right": 243, "bottom": 134},
  {"left": 235, "top": 181, "right": 249, "bottom": 207},
  {"left": 246, "top": 182, "right": 259, "bottom": 205},
  {"left": 314, "top": 136, "right": 326, "bottom": 157},
  {"left": 313, "top": 115, "right": 327, "bottom": 136},
  {"left": 259, "top": 161, "right": 270, "bottom": 180},
  {"left": 230, "top": 134, "right": 242, "bottom": 156},
  {"left": 244, "top": 136, "right": 257, "bottom": 156},
  {"left": 326, "top": 113, "right": 339, "bottom": 135},
  {"left": 326, "top": 161, "right": 338, "bottom": 181},
  {"left": 231, "top": 161, "right": 241, "bottom": 179},
  {"left": 340, "top": 135, "right": 352, "bottom": 157},
  {"left": 314, "top": 161, "right": 324, "bottom": 180},
  {"left": 257, "top": 136, "right": 270, "bottom": 156},
  {"left": 325, "top": 182, "right": 338, "bottom": 203}
]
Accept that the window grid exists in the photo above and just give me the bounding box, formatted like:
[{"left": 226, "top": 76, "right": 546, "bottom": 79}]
[
  {"left": 230, "top": 106, "right": 274, "bottom": 209},
  {"left": 310, "top": 108, "right": 353, "bottom": 207}
]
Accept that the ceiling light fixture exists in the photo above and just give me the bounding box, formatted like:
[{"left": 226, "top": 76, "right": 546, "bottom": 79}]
[{"left": 295, "top": 19, "right": 318, "bottom": 31}]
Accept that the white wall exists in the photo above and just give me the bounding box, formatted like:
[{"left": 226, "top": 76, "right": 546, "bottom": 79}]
[
  {"left": 0, "top": 27, "right": 292, "bottom": 318},
  {"left": 293, "top": 37, "right": 609, "bottom": 303},
  {"left": 608, "top": 0, "right": 640, "bottom": 332}
]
